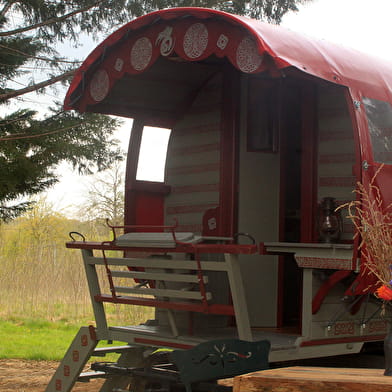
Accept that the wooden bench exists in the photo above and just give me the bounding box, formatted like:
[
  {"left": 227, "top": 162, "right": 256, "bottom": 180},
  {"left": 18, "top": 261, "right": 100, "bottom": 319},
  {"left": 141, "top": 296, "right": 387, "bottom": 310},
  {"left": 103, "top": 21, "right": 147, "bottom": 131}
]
[
  {"left": 68, "top": 238, "right": 257, "bottom": 340},
  {"left": 93, "top": 252, "right": 235, "bottom": 316},
  {"left": 80, "top": 245, "right": 248, "bottom": 337},
  {"left": 92, "top": 249, "right": 236, "bottom": 336}
]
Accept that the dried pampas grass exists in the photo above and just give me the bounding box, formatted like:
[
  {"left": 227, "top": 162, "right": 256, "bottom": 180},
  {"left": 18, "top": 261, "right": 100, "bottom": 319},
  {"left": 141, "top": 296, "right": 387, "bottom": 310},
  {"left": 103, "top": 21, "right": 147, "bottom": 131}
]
[{"left": 339, "top": 165, "right": 392, "bottom": 289}]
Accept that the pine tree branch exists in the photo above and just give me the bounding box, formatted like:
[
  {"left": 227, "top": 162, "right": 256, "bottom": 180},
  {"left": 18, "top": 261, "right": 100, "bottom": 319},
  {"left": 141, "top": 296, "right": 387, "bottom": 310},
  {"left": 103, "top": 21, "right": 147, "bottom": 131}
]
[
  {"left": 0, "top": 0, "right": 103, "bottom": 37},
  {"left": 0, "top": 43, "right": 81, "bottom": 65},
  {"left": 0, "top": 122, "right": 83, "bottom": 141},
  {"left": 0, "top": 112, "right": 34, "bottom": 127},
  {"left": 0, "top": 69, "right": 75, "bottom": 101}
]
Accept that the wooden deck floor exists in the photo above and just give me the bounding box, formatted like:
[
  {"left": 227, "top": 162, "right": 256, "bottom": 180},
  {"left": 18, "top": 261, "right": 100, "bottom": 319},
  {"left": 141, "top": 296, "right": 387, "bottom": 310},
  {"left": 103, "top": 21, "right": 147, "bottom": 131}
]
[{"left": 234, "top": 366, "right": 392, "bottom": 392}]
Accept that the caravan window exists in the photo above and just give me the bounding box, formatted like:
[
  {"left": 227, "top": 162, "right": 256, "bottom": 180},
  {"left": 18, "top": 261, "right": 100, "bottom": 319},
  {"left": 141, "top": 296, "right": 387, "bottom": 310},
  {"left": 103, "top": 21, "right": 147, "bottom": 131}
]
[
  {"left": 136, "top": 126, "right": 171, "bottom": 182},
  {"left": 363, "top": 97, "right": 392, "bottom": 164}
]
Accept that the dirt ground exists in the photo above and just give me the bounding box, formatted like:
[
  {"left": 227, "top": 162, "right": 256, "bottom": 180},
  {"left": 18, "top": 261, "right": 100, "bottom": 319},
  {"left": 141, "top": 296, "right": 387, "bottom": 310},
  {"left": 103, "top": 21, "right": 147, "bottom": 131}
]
[
  {"left": 0, "top": 354, "right": 385, "bottom": 391},
  {"left": 0, "top": 359, "right": 104, "bottom": 392},
  {"left": 0, "top": 359, "right": 232, "bottom": 392},
  {"left": 0, "top": 360, "right": 232, "bottom": 391}
]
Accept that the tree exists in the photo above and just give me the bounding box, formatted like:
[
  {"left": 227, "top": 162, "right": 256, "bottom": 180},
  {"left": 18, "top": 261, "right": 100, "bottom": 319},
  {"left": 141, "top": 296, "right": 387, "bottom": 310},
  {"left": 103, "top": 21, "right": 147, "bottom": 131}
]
[
  {"left": 81, "top": 160, "right": 125, "bottom": 227},
  {"left": 0, "top": 0, "right": 311, "bottom": 222},
  {"left": 138, "top": 1, "right": 312, "bottom": 24},
  {"left": 0, "top": 0, "right": 137, "bottom": 221},
  {"left": 0, "top": 108, "right": 123, "bottom": 221}
]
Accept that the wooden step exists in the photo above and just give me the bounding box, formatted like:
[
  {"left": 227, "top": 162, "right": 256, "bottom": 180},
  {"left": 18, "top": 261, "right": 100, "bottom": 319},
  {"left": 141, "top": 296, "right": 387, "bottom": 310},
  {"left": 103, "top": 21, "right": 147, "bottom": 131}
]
[
  {"left": 92, "top": 345, "right": 134, "bottom": 356},
  {"left": 233, "top": 366, "right": 392, "bottom": 392},
  {"left": 77, "top": 370, "right": 107, "bottom": 382}
]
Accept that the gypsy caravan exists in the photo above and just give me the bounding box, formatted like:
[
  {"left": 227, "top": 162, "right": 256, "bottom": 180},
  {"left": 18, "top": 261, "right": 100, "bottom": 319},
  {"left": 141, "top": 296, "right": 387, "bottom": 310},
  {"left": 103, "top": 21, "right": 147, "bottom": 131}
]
[{"left": 47, "top": 7, "right": 392, "bottom": 391}]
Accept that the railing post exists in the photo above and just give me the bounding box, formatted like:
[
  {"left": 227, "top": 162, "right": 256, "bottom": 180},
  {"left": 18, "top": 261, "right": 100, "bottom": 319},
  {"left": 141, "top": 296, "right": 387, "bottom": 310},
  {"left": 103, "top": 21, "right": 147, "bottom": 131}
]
[
  {"left": 82, "top": 249, "right": 109, "bottom": 339},
  {"left": 224, "top": 253, "right": 252, "bottom": 341}
]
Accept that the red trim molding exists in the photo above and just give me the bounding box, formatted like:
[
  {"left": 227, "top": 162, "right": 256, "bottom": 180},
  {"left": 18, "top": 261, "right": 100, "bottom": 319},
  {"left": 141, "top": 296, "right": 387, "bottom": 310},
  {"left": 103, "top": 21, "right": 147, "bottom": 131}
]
[
  {"left": 132, "top": 181, "right": 171, "bottom": 195},
  {"left": 300, "top": 334, "right": 385, "bottom": 347},
  {"left": 95, "top": 294, "right": 235, "bottom": 316},
  {"left": 218, "top": 64, "right": 239, "bottom": 237}
]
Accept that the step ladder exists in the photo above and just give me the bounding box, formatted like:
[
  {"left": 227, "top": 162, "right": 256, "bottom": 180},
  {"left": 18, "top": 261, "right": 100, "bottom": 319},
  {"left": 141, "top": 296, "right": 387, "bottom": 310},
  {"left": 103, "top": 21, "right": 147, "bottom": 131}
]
[{"left": 45, "top": 326, "right": 142, "bottom": 392}]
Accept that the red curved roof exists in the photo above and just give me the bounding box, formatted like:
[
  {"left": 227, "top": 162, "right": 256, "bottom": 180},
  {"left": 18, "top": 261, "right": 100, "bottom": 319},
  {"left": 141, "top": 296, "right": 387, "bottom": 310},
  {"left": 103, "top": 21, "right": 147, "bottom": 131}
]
[{"left": 64, "top": 7, "right": 392, "bottom": 111}]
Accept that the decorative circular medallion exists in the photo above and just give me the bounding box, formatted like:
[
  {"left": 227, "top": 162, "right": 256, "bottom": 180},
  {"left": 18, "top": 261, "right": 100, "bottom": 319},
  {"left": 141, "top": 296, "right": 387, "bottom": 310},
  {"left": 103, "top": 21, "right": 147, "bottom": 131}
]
[
  {"left": 131, "top": 37, "right": 152, "bottom": 71},
  {"left": 217, "top": 34, "right": 229, "bottom": 50},
  {"left": 183, "top": 23, "right": 208, "bottom": 59},
  {"left": 89, "top": 69, "right": 109, "bottom": 102},
  {"left": 236, "top": 37, "right": 263, "bottom": 73}
]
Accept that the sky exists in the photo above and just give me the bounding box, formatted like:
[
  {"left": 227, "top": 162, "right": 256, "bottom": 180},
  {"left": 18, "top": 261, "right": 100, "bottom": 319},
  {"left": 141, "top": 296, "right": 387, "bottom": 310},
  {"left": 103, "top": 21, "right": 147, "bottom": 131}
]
[
  {"left": 282, "top": 0, "right": 392, "bottom": 60},
  {"left": 42, "top": 0, "right": 392, "bottom": 215}
]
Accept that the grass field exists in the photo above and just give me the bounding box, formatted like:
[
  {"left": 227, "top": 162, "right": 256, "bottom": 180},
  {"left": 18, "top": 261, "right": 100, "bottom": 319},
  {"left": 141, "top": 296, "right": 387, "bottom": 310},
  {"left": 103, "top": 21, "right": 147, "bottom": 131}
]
[
  {"left": 0, "top": 318, "right": 84, "bottom": 360},
  {"left": 0, "top": 308, "right": 152, "bottom": 361},
  {"left": 0, "top": 297, "right": 154, "bottom": 360},
  {"left": 0, "top": 206, "right": 154, "bottom": 361}
]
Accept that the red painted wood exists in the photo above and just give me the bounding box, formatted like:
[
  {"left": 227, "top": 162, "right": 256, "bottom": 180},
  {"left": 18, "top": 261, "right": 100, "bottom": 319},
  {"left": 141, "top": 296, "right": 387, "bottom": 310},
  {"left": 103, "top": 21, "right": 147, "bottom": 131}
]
[
  {"left": 344, "top": 89, "right": 365, "bottom": 273},
  {"left": 124, "top": 120, "right": 144, "bottom": 226},
  {"left": 319, "top": 129, "right": 356, "bottom": 142},
  {"left": 319, "top": 153, "right": 356, "bottom": 164},
  {"left": 167, "top": 163, "right": 220, "bottom": 175},
  {"left": 65, "top": 7, "right": 392, "bottom": 112},
  {"left": 312, "top": 270, "right": 352, "bottom": 314},
  {"left": 95, "top": 294, "right": 236, "bottom": 315},
  {"left": 219, "top": 64, "right": 239, "bottom": 237},
  {"left": 202, "top": 207, "right": 220, "bottom": 236},
  {"left": 300, "top": 334, "right": 386, "bottom": 347},
  {"left": 276, "top": 82, "right": 289, "bottom": 329},
  {"left": 300, "top": 83, "right": 318, "bottom": 243},
  {"left": 171, "top": 184, "right": 219, "bottom": 194},
  {"left": 171, "top": 142, "right": 220, "bottom": 155},
  {"left": 124, "top": 122, "right": 170, "bottom": 228},
  {"left": 135, "top": 193, "right": 165, "bottom": 229},
  {"left": 319, "top": 177, "right": 357, "bottom": 187},
  {"left": 166, "top": 204, "right": 217, "bottom": 215},
  {"left": 65, "top": 241, "right": 258, "bottom": 254},
  {"left": 172, "top": 122, "right": 220, "bottom": 137},
  {"left": 176, "top": 224, "right": 203, "bottom": 232},
  {"left": 132, "top": 181, "right": 171, "bottom": 194}
]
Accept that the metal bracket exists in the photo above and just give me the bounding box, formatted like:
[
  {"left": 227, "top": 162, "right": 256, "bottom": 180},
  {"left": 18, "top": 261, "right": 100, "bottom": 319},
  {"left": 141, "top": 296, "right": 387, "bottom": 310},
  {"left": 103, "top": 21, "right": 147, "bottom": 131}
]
[
  {"left": 362, "top": 160, "right": 370, "bottom": 171},
  {"left": 354, "top": 100, "right": 361, "bottom": 109}
]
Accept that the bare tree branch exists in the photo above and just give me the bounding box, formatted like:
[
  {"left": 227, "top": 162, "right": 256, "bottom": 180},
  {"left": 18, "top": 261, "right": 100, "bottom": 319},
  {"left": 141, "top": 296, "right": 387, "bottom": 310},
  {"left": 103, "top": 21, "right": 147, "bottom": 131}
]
[
  {"left": 0, "top": 0, "right": 103, "bottom": 37},
  {"left": 0, "top": 69, "right": 75, "bottom": 101}
]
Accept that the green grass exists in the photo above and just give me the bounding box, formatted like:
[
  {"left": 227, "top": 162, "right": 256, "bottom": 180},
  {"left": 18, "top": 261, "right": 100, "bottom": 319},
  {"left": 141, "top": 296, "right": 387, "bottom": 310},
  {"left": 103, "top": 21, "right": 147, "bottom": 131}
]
[
  {"left": 0, "top": 317, "right": 122, "bottom": 361},
  {"left": 0, "top": 318, "right": 82, "bottom": 360},
  {"left": 0, "top": 302, "right": 153, "bottom": 361}
]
